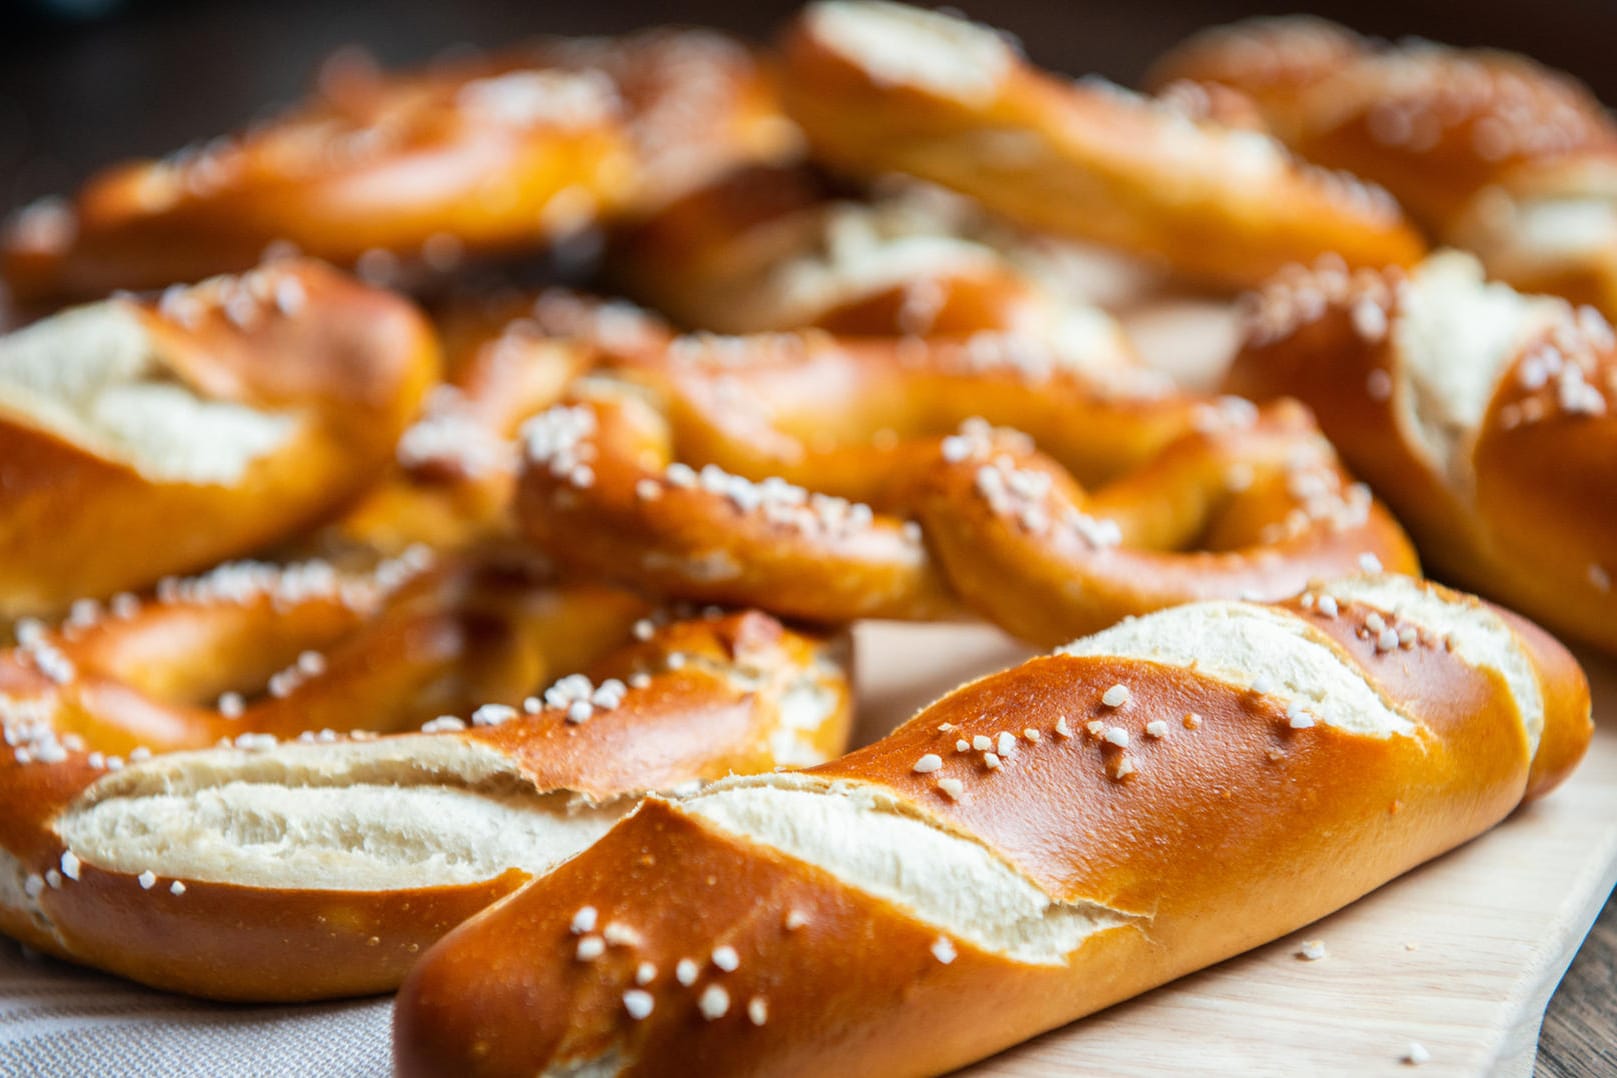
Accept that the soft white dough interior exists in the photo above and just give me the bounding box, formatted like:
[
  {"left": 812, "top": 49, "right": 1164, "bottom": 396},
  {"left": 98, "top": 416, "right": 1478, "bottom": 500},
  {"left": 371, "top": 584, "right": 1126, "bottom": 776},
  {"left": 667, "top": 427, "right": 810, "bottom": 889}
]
[
  {"left": 63, "top": 785, "right": 621, "bottom": 891},
  {"left": 806, "top": 1, "right": 1012, "bottom": 103},
  {"left": 776, "top": 201, "right": 1003, "bottom": 316},
  {"left": 1394, "top": 251, "right": 1564, "bottom": 490},
  {"left": 1059, "top": 602, "right": 1416, "bottom": 738},
  {"left": 0, "top": 302, "right": 294, "bottom": 484},
  {"left": 1322, "top": 575, "right": 1543, "bottom": 753},
  {"left": 771, "top": 195, "right": 1134, "bottom": 373},
  {"left": 682, "top": 777, "right": 1134, "bottom": 964},
  {"left": 0, "top": 846, "right": 49, "bottom": 936},
  {"left": 1513, "top": 196, "right": 1617, "bottom": 260},
  {"left": 769, "top": 675, "right": 841, "bottom": 767},
  {"left": 56, "top": 737, "right": 625, "bottom": 891}
]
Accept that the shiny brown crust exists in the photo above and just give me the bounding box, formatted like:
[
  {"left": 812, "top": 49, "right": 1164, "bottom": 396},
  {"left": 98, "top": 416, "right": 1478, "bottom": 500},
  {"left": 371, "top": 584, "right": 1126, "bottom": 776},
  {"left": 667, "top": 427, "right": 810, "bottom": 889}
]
[
  {"left": 0, "top": 259, "right": 439, "bottom": 619},
  {"left": 778, "top": 4, "right": 1424, "bottom": 288},
  {"left": 393, "top": 579, "right": 1590, "bottom": 1077},
  {"left": 1226, "top": 257, "right": 1617, "bottom": 652},
  {"left": 514, "top": 329, "right": 1417, "bottom": 641},
  {"left": 0, "top": 553, "right": 852, "bottom": 1000}
]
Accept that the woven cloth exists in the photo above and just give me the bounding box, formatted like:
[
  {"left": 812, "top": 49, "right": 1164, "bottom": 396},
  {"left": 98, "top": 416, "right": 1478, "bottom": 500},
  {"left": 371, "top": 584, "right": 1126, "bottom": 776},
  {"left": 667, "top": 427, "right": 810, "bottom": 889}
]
[{"left": 0, "top": 941, "right": 390, "bottom": 1077}]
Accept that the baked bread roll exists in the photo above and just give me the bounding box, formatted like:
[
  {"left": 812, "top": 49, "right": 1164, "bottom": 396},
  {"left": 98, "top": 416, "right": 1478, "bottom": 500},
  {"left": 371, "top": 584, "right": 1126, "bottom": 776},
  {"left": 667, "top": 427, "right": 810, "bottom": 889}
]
[
  {"left": 0, "top": 259, "right": 437, "bottom": 620},
  {"left": 1226, "top": 251, "right": 1617, "bottom": 653},
  {"left": 0, "top": 552, "right": 851, "bottom": 1001},
  {"left": 393, "top": 573, "right": 1590, "bottom": 1077},
  {"left": 778, "top": 2, "right": 1424, "bottom": 288}
]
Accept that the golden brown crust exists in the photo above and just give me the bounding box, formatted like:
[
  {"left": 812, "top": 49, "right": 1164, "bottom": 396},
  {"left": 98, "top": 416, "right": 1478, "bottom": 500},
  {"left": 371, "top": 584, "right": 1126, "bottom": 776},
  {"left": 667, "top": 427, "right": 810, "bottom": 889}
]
[
  {"left": 1226, "top": 256, "right": 1617, "bottom": 653},
  {"left": 394, "top": 582, "right": 1587, "bottom": 1077},
  {"left": 0, "top": 259, "right": 439, "bottom": 619},
  {"left": 778, "top": 4, "right": 1423, "bottom": 288}
]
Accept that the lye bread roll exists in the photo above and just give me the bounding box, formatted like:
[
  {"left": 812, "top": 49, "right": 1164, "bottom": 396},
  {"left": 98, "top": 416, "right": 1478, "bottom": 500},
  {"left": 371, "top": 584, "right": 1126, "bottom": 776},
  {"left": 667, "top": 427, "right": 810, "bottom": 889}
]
[
  {"left": 394, "top": 573, "right": 1590, "bottom": 1078},
  {"left": 0, "top": 561, "right": 852, "bottom": 1001}
]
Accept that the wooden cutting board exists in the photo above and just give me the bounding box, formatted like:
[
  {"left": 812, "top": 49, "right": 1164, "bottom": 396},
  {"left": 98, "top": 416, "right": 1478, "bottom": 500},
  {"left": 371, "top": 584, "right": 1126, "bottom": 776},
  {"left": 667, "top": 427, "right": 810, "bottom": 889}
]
[{"left": 851, "top": 622, "right": 1617, "bottom": 1078}]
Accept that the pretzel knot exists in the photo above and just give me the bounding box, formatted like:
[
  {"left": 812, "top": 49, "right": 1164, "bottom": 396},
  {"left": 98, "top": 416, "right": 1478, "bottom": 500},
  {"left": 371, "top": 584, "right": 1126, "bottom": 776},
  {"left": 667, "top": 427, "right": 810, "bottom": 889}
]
[
  {"left": 324, "top": 289, "right": 677, "bottom": 558},
  {"left": 515, "top": 330, "right": 1417, "bottom": 645},
  {"left": 0, "top": 548, "right": 852, "bottom": 1000}
]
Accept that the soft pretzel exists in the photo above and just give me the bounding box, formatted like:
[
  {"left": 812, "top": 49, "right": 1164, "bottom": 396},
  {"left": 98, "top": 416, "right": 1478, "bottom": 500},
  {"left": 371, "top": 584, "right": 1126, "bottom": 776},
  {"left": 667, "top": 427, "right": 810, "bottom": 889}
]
[
  {"left": 776, "top": 2, "right": 1424, "bottom": 289},
  {"left": 0, "top": 551, "right": 851, "bottom": 1000},
  {"left": 515, "top": 330, "right": 1416, "bottom": 643},
  {"left": 607, "top": 164, "right": 1149, "bottom": 343},
  {"left": 0, "top": 258, "right": 438, "bottom": 621},
  {"left": 2, "top": 58, "right": 635, "bottom": 304},
  {"left": 1227, "top": 250, "right": 1617, "bottom": 652},
  {"left": 2, "top": 28, "right": 801, "bottom": 305},
  {"left": 394, "top": 573, "right": 1591, "bottom": 1077},
  {"left": 0, "top": 548, "right": 652, "bottom": 753},
  {"left": 1149, "top": 18, "right": 1617, "bottom": 316}
]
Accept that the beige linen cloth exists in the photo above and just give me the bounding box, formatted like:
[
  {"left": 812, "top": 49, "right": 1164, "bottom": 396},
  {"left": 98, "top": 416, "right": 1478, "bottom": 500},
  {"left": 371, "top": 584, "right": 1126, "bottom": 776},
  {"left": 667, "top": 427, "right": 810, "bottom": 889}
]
[{"left": 0, "top": 941, "right": 390, "bottom": 1076}]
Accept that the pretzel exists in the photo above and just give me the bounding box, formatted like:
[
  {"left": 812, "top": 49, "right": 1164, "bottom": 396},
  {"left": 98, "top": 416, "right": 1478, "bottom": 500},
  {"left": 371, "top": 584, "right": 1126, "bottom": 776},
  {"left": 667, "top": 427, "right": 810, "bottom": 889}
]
[
  {"left": 607, "top": 164, "right": 1149, "bottom": 343},
  {"left": 394, "top": 573, "right": 1591, "bottom": 1077},
  {"left": 0, "top": 549, "right": 852, "bottom": 1000},
  {"left": 514, "top": 329, "right": 1417, "bottom": 643},
  {"left": 1226, "top": 250, "right": 1617, "bottom": 653},
  {"left": 1149, "top": 18, "right": 1617, "bottom": 316},
  {"left": 0, "top": 258, "right": 438, "bottom": 621},
  {"left": 2, "top": 57, "right": 639, "bottom": 305},
  {"left": 776, "top": 2, "right": 1424, "bottom": 290}
]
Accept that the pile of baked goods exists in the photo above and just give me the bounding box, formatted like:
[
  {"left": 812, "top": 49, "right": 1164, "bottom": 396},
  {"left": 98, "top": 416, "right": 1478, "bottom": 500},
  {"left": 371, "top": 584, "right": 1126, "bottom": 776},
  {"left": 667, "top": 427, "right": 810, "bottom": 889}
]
[{"left": 0, "top": 2, "right": 1608, "bottom": 1074}]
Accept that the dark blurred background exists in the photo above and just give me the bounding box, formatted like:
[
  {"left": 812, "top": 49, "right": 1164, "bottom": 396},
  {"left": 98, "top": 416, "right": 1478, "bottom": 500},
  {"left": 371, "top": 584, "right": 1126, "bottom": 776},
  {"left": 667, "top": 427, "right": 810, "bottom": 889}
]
[{"left": 4, "top": 0, "right": 1617, "bottom": 214}]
